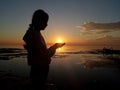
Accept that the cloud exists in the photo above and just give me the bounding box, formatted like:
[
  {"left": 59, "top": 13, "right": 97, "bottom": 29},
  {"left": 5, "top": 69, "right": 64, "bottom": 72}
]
[
  {"left": 78, "top": 21, "right": 120, "bottom": 34},
  {"left": 86, "top": 35, "right": 120, "bottom": 46}
]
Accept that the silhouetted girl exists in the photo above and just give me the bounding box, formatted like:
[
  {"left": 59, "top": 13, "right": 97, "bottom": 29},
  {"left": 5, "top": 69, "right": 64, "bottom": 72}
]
[{"left": 23, "top": 9, "right": 65, "bottom": 89}]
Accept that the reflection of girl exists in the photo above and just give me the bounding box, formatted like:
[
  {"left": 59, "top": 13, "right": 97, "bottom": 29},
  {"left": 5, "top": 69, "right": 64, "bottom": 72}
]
[{"left": 23, "top": 9, "right": 65, "bottom": 89}]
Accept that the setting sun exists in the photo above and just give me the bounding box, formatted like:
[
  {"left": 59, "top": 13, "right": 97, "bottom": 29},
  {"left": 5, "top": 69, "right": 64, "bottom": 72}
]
[{"left": 56, "top": 38, "right": 64, "bottom": 43}]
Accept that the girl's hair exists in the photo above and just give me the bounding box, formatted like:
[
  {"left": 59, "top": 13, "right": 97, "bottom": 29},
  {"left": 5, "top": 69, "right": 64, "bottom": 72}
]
[{"left": 31, "top": 9, "right": 49, "bottom": 26}]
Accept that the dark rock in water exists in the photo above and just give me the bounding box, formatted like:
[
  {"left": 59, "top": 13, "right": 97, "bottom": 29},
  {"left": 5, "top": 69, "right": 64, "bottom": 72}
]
[
  {"left": 0, "top": 48, "right": 27, "bottom": 60},
  {"left": 0, "top": 57, "right": 10, "bottom": 60}
]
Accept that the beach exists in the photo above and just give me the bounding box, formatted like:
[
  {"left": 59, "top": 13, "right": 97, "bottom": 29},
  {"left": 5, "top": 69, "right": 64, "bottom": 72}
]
[{"left": 0, "top": 45, "right": 120, "bottom": 90}]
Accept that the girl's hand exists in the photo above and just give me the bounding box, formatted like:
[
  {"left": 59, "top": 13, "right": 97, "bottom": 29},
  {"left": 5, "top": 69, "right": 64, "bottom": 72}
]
[{"left": 53, "top": 43, "right": 65, "bottom": 49}]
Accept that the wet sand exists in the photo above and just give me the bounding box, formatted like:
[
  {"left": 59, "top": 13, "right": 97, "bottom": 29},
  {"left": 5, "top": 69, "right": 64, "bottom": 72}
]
[
  {"left": 0, "top": 71, "right": 57, "bottom": 90},
  {"left": 0, "top": 48, "right": 120, "bottom": 90}
]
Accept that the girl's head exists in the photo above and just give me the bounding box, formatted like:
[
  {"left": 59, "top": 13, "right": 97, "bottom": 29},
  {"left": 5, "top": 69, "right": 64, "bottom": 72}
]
[{"left": 31, "top": 9, "right": 49, "bottom": 30}]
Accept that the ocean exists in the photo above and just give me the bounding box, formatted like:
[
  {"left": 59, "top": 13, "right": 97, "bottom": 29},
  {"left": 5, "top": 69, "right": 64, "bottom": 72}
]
[{"left": 0, "top": 45, "right": 120, "bottom": 90}]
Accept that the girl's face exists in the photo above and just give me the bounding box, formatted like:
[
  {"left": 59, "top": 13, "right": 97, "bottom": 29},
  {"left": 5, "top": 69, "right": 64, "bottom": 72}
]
[
  {"left": 39, "top": 17, "right": 48, "bottom": 30},
  {"left": 40, "top": 21, "right": 48, "bottom": 30},
  {"left": 34, "top": 19, "right": 48, "bottom": 31}
]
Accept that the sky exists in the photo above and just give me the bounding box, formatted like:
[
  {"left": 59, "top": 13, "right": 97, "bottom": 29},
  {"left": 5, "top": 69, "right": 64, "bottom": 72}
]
[{"left": 0, "top": 0, "right": 120, "bottom": 47}]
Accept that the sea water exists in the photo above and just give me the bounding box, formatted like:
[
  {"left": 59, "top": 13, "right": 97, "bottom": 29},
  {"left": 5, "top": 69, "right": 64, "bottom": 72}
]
[{"left": 0, "top": 45, "right": 120, "bottom": 89}]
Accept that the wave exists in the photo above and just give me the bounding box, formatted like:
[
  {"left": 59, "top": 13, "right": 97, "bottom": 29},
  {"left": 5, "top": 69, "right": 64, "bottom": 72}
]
[
  {"left": 1, "top": 48, "right": 118, "bottom": 60},
  {"left": 0, "top": 48, "right": 102, "bottom": 60}
]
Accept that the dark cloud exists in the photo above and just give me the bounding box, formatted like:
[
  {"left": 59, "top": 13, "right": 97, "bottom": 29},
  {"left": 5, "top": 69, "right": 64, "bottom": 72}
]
[{"left": 79, "top": 21, "right": 120, "bottom": 34}]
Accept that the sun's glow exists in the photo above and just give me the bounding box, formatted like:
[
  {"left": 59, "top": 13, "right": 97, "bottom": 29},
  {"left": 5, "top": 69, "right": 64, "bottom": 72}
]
[{"left": 57, "top": 38, "right": 63, "bottom": 43}]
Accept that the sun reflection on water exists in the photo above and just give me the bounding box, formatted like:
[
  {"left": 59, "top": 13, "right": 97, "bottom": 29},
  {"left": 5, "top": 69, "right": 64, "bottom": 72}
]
[{"left": 56, "top": 38, "right": 64, "bottom": 52}]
